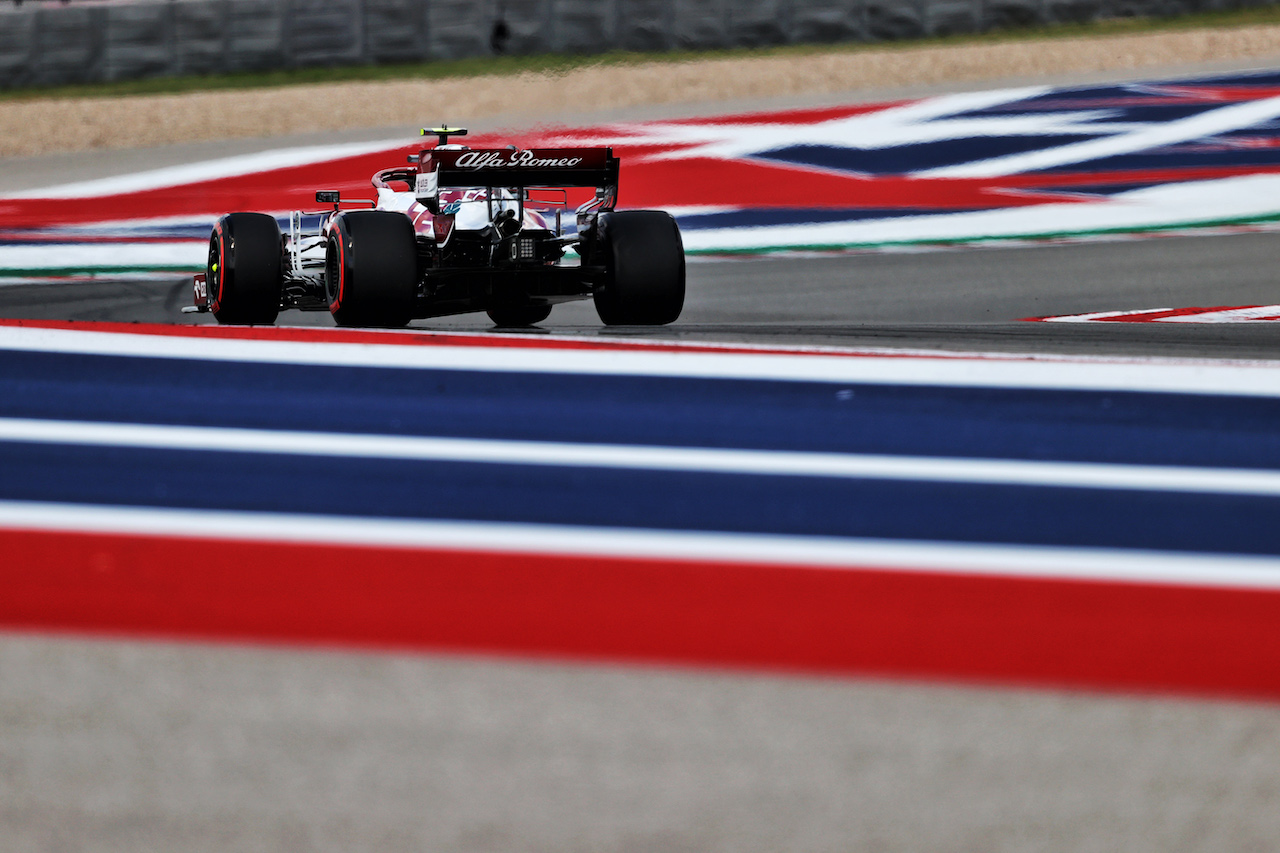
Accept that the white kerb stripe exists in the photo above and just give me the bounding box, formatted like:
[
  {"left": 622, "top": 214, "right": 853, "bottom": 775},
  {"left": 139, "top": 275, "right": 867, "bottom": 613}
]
[
  {"left": 3, "top": 325, "right": 1280, "bottom": 397},
  {"left": 2, "top": 500, "right": 1280, "bottom": 591},
  {"left": 3, "top": 417, "right": 1280, "bottom": 497}
]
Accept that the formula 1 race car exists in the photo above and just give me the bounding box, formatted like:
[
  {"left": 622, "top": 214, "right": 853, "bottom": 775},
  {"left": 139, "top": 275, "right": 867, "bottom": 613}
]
[{"left": 187, "top": 127, "right": 684, "bottom": 328}]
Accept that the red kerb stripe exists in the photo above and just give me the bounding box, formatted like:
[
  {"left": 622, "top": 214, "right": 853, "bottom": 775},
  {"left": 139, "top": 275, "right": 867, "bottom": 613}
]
[{"left": 2, "top": 528, "right": 1279, "bottom": 700}]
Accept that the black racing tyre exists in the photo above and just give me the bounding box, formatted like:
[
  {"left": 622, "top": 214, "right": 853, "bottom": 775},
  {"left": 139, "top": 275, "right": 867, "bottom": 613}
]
[
  {"left": 325, "top": 210, "right": 417, "bottom": 328},
  {"left": 592, "top": 210, "right": 685, "bottom": 326},
  {"left": 207, "top": 212, "right": 283, "bottom": 325},
  {"left": 486, "top": 304, "right": 553, "bottom": 327}
]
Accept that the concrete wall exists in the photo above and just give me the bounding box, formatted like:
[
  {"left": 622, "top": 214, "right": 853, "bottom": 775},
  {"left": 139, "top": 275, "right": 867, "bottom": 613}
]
[{"left": 0, "top": 0, "right": 1239, "bottom": 89}]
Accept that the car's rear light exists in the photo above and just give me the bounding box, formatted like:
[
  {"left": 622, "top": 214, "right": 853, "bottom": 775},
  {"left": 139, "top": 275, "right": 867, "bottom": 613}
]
[
  {"left": 516, "top": 238, "right": 537, "bottom": 260},
  {"left": 433, "top": 214, "right": 454, "bottom": 244}
]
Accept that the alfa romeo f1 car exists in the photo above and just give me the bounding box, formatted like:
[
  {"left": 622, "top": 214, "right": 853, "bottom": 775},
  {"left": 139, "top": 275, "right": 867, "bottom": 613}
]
[{"left": 187, "top": 127, "right": 685, "bottom": 327}]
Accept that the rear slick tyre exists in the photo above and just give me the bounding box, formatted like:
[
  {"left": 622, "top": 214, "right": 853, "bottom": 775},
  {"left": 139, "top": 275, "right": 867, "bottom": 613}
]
[
  {"left": 325, "top": 210, "right": 417, "bottom": 328},
  {"left": 207, "top": 212, "right": 283, "bottom": 325},
  {"left": 592, "top": 210, "right": 685, "bottom": 326}
]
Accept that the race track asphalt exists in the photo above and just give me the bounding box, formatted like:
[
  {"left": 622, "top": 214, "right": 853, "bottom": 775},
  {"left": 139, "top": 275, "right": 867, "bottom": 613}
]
[{"left": 3, "top": 228, "right": 1279, "bottom": 358}]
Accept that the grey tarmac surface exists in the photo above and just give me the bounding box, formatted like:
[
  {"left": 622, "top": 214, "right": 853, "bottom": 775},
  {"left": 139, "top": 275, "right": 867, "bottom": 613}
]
[
  {"left": 3, "top": 230, "right": 1279, "bottom": 359},
  {"left": 4, "top": 634, "right": 1280, "bottom": 853},
  {"left": 5, "top": 58, "right": 1280, "bottom": 853}
]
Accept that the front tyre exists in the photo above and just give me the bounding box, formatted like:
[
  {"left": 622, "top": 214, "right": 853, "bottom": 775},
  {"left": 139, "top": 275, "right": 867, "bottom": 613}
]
[
  {"left": 592, "top": 210, "right": 685, "bottom": 326},
  {"left": 325, "top": 210, "right": 417, "bottom": 328},
  {"left": 207, "top": 212, "right": 283, "bottom": 325}
]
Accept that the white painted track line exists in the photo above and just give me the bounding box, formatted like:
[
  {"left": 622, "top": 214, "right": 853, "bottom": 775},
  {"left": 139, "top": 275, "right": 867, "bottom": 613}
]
[
  {"left": 3, "top": 416, "right": 1280, "bottom": 497},
  {"left": 3, "top": 325, "right": 1280, "bottom": 396},
  {"left": 3, "top": 499, "right": 1280, "bottom": 590}
]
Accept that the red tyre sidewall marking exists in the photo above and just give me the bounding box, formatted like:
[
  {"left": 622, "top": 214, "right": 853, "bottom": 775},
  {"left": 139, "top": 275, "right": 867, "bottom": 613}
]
[
  {"left": 209, "top": 221, "right": 226, "bottom": 314},
  {"left": 329, "top": 224, "right": 347, "bottom": 315}
]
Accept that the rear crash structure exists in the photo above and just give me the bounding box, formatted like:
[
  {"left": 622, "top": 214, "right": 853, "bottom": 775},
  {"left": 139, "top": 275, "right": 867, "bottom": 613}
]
[{"left": 189, "top": 128, "right": 685, "bottom": 328}]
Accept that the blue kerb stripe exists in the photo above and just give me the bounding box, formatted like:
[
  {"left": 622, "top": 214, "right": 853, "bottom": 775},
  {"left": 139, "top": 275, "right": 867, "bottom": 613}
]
[
  {"left": 2, "top": 441, "right": 1279, "bottom": 557},
  {"left": 2, "top": 349, "right": 1279, "bottom": 470}
]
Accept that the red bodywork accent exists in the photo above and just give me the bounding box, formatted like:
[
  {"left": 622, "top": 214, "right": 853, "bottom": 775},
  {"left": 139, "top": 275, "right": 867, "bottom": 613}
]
[{"left": 192, "top": 273, "right": 208, "bottom": 309}]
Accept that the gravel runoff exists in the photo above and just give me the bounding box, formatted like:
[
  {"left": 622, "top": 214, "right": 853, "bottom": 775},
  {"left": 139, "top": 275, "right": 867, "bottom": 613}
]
[
  {"left": 3, "top": 634, "right": 1279, "bottom": 853},
  {"left": 5, "top": 24, "right": 1280, "bottom": 158}
]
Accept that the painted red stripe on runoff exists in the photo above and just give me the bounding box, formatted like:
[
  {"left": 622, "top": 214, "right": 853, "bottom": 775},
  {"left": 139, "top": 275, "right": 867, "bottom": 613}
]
[
  {"left": 660, "top": 101, "right": 906, "bottom": 126},
  {"left": 5, "top": 110, "right": 1280, "bottom": 229},
  {"left": 10, "top": 164, "right": 1273, "bottom": 230},
  {"left": 2, "top": 528, "right": 1279, "bottom": 700},
  {"left": 0, "top": 318, "right": 952, "bottom": 359},
  {"left": 0, "top": 317, "right": 788, "bottom": 355}
]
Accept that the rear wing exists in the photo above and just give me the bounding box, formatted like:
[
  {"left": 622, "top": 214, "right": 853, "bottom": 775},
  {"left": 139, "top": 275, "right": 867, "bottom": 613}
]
[{"left": 414, "top": 147, "right": 619, "bottom": 201}]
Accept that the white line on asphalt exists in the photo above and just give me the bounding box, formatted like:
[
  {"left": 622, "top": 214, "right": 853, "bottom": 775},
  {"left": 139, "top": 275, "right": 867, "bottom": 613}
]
[
  {"left": 3, "top": 500, "right": 1280, "bottom": 590},
  {"left": 1039, "top": 307, "right": 1174, "bottom": 323},
  {"left": 1157, "top": 305, "right": 1280, "bottom": 323},
  {"left": 3, "top": 417, "right": 1279, "bottom": 497},
  {"left": 3, "top": 325, "right": 1280, "bottom": 397}
]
